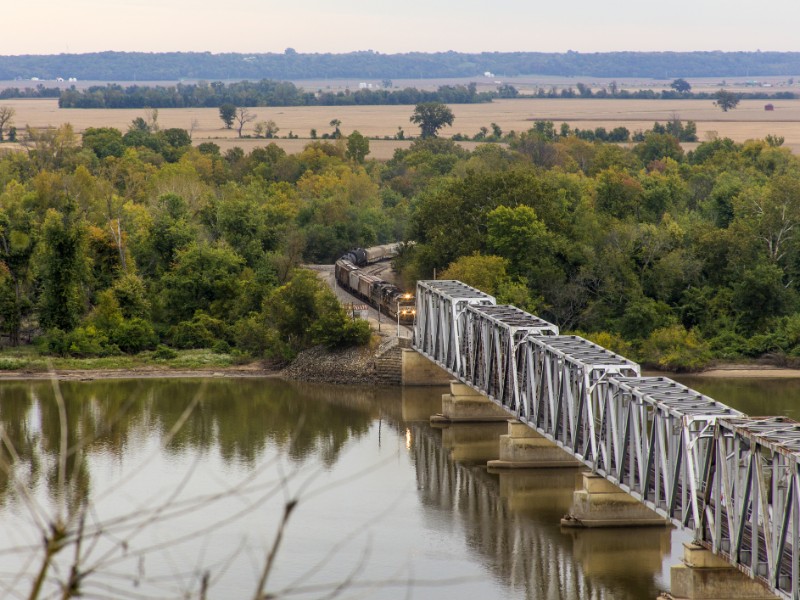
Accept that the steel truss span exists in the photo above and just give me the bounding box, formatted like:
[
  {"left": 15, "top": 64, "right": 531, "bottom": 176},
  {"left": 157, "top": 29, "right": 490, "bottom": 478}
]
[{"left": 413, "top": 279, "right": 800, "bottom": 599}]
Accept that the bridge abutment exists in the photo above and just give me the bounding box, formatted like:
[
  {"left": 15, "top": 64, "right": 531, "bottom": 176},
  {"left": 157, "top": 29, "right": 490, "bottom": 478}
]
[
  {"left": 488, "top": 419, "right": 583, "bottom": 469},
  {"left": 660, "top": 543, "right": 777, "bottom": 600},
  {"left": 401, "top": 349, "right": 452, "bottom": 386},
  {"left": 561, "top": 473, "right": 670, "bottom": 528}
]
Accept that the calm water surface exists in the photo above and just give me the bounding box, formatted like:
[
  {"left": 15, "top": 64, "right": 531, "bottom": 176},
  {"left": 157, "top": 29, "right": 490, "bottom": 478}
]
[{"left": 0, "top": 375, "right": 789, "bottom": 599}]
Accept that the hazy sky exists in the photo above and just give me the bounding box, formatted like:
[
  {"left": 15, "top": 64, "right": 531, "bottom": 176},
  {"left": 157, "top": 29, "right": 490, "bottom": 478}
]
[{"left": 8, "top": 0, "right": 800, "bottom": 55}]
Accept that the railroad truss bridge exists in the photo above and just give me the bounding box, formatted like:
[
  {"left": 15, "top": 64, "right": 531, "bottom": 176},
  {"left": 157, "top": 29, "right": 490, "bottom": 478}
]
[{"left": 413, "top": 279, "right": 800, "bottom": 600}]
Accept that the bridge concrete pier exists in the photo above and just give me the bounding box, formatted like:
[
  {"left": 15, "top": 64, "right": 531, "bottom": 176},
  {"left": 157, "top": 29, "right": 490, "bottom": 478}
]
[
  {"left": 561, "top": 472, "right": 670, "bottom": 528},
  {"left": 496, "top": 468, "right": 581, "bottom": 516},
  {"left": 430, "top": 381, "right": 510, "bottom": 424},
  {"left": 487, "top": 419, "right": 583, "bottom": 469},
  {"left": 401, "top": 386, "right": 449, "bottom": 421},
  {"left": 440, "top": 422, "right": 506, "bottom": 462},
  {"left": 659, "top": 543, "right": 777, "bottom": 600},
  {"left": 567, "top": 526, "right": 672, "bottom": 577}
]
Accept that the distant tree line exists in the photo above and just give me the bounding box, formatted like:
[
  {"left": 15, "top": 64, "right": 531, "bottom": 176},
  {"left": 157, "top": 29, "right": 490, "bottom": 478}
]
[
  {"left": 451, "top": 118, "right": 698, "bottom": 144},
  {"left": 0, "top": 84, "right": 60, "bottom": 99},
  {"left": 524, "top": 83, "right": 795, "bottom": 101},
  {"left": 8, "top": 50, "right": 800, "bottom": 80},
  {"left": 58, "top": 80, "right": 493, "bottom": 109},
  {"left": 54, "top": 78, "right": 795, "bottom": 110}
]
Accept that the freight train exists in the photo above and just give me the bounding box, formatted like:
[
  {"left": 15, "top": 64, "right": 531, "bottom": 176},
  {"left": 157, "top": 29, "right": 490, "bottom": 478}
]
[{"left": 335, "top": 243, "right": 416, "bottom": 324}]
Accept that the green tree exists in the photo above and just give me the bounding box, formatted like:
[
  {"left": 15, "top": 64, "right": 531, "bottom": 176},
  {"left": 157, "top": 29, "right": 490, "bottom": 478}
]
[
  {"left": 713, "top": 89, "right": 741, "bottom": 112},
  {"left": 633, "top": 132, "right": 684, "bottom": 164},
  {"left": 38, "top": 201, "right": 89, "bottom": 331},
  {"left": 497, "top": 84, "right": 519, "bottom": 98},
  {"left": 161, "top": 243, "right": 245, "bottom": 322},
  {"left": 410, "top": 102, "right": 455, "bottom": 138},
  {"left": 440, "top": 253, "right": 510, "bottom": 297},
  {"left": 670, "top": 78, "right": 691, "bottom": 93},
  {"left": 486, "top": 205, "right": 552, "bottom": 277},
  {"left": 82, "top": 127, "right": 125, "bottom": 159},
  {"left": 329, "top": 119, "right": 342, "bottom": 139},
  {"left": 595, "top": 168, "right": 644, "bottom": 219},
  {"left": 263, "top": 269, "right": 369, "bottom": 357},
  {"left": 732, "top": 261, "right": 795, "bottom": 334},
  {"left": 345, "top": 130, "right": 370, "bottom": 163},
  {"left": 219, "top": 103, "right": 236, "bottom": 129},
  {"left": 144, "top": 193, "right": 196, "bottom": 276},
  {"left": 734, "top": 175, "right": 800, "bottom": 264}
]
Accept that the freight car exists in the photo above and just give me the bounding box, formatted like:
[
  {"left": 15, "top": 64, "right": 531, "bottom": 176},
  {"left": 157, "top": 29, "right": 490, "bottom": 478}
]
[
  {"left": 339, "top": 242, "right": 403, "bottom": 268},
  {"left": 335, "top": 245, "right": 415, "bottom": 324}
]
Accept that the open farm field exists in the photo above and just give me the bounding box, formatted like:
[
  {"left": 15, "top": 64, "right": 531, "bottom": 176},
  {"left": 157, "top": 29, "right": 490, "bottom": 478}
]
[
  {"left": 4, "top": 97, "right": 800, "bottom": 156},
  {"left": 3, "top": 74, "right": 797, "bottom": 95}
]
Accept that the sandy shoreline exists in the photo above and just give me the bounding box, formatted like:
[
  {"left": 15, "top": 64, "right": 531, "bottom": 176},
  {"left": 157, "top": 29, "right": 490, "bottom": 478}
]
[
  {"left": 0, "top": 366, "right": 279, "bottom": 381},
  {"left": 690, "top": 367, "right": 800, "bottom": 379}
]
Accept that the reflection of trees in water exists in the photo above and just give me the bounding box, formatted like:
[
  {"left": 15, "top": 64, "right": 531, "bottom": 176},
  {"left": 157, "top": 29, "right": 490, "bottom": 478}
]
[
  {"left": 0, "top": 378, "right": 376, "bottom": 509},
  {"left": 410, "top": 423, "right": 669, "bottom": 600}
]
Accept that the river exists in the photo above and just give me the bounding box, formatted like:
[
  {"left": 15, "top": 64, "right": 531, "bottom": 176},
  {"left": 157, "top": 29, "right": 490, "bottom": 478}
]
[{"left": 0, "top": 375, "right": 790, "bottom": 599}]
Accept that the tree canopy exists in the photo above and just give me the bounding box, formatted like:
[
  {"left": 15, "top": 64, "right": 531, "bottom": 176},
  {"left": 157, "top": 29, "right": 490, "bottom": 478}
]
[
  {"left": 714, "top": 89, "right": 741, "bottom": 112},
  {"left": 0, "top": 112, "right": 798, "bottom": 373},
  {"left": 410, "top": 102, "right": 455, "bottom": 138}
]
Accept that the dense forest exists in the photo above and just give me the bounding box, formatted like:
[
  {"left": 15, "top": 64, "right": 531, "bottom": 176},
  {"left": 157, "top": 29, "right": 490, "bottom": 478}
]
[
  {"left": 0, "top": 114, "right": 798, "bottom": 371},
  {"left": 6, "top": 50, "right": 800, "bottom": 81},
  {"left": 57, "top": 81, "right": 493, "bottom": 109}
]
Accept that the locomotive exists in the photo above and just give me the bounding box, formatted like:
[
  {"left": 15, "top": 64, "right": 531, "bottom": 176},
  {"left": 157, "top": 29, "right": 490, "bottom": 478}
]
[{"left": 334, "top": 243, "right": 416, "bottom": 324}]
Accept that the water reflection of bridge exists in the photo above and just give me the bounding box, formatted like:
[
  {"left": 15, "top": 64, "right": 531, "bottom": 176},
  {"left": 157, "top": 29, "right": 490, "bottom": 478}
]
[{"left": 409, "top": 420, "right": 675, "bottom": 600}]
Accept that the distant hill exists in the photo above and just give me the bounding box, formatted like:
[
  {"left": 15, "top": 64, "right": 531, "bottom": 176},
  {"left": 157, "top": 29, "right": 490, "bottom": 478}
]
[{"left": 4, "top": 51, "right": 800, "bottom": 81}]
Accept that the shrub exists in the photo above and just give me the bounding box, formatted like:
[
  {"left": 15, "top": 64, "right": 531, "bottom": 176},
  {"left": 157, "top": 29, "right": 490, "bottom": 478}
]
[
  {"left": 263, "top": 328, "right": 295, "bottom": 363},
  {"left": 112, "top": 318, "right": 159, "bottom": 353},
  {"left": 169, "top": 311, "right": 230, "bottom": 349},
  {"left": 744, "top": 332, "right": 789, "bottom": 357},
  {"left": 153, "top": 344, "right": 178, "bottom": 360},
  {"left": 579, "top": 331, "right": 633, "bottom": 358},
  {"left": 617, "top": 298, "right": 676, "bottom": 341},
  {"left": 639, "top": 325, "right": 712, "bottom": 372},
  {"left": 40, "top": 325, "right": 119, "bottom": 357},
  {"left": 708, "top": 330, "right": 748, "bottom": 359},
  {"left": 212, "top": 340, "right": 232, "bottom": 354},
  {"left": 233, "top": 314, "right": 271, "bottom": 356}
]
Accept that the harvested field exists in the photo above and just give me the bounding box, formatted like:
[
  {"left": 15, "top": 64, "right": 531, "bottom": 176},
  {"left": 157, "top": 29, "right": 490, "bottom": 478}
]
[{"left": 3, "top": 97, "right": 800, "bottom": 156}]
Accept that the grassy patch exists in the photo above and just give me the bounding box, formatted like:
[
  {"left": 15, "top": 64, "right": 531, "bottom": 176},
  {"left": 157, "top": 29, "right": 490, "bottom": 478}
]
[{"left": 0, "top": 346, "right": 256, "bottom": 372}]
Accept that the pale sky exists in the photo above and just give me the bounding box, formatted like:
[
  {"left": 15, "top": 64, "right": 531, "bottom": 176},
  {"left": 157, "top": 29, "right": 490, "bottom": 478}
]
[{"left": 7, "top": 0, "right": 800, "bottom": 55}]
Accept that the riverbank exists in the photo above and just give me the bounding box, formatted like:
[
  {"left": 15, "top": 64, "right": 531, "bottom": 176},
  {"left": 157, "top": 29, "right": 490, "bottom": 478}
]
[
  {"left": 692, "top": 365, "right": 800, "bottom": 378},
  {"left": 0, "top": 339, "right": 389, "bottom": 383},
  {"left": 0, "top": 365, "right": 276, "bottom": 381},
  {"left": 0, "top": 346, "right": 799, "bottom": 383}
]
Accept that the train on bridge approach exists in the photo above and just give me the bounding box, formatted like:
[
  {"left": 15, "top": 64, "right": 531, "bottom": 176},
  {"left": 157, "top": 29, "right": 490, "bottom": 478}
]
[{"left": 334, "top": 243, "right": 416, "bottom": 324}]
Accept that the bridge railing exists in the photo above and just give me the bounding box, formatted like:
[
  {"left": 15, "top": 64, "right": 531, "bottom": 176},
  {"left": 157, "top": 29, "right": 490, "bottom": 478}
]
[
  {"left": 415, "top": 280, "right": 495, "bottom": 377},
  {"left": 412, "top": 278, "right": 799, "bottom": 599},
  {"left": 704, "top": 416, "right": 800, "bottom": 597},
  {"left": 596, "top": 377, "right": 742, "bottom": 528},
  {"left": 461, "top": 304, "right": 558, "bottom": 409}
]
